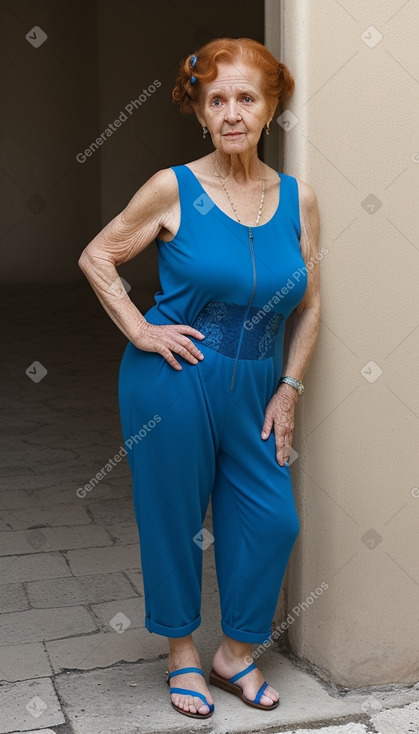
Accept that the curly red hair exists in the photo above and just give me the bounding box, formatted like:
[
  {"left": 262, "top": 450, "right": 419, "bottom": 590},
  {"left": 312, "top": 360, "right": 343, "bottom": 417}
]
[{"left": 172, "top": 37, "right": 295, "bottom": 116}]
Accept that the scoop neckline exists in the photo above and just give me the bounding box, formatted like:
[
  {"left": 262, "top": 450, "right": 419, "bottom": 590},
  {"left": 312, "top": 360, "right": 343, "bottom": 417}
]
[{"left": 183, "top": 164, "right": 283, "bottom": 229}]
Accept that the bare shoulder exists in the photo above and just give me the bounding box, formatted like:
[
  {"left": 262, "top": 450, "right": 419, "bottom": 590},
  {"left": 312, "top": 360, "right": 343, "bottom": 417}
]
[
  {"left": 294, "top": 177, "right": 319, "bottom": 213},
  {"left": 295, "top": 177, "right": 320, "bottom": 234},
  {"left": 147, "top": 166, "right": 179, "bottom": 193},
  {"left": 118, "top": 167, "right": 180, "bottom": 242},
  {"left": 124, "top": 167, "right": 178, "bottom": 217},
  {"left": 294, "top": 178, "right": 320, "bottom": 265}
]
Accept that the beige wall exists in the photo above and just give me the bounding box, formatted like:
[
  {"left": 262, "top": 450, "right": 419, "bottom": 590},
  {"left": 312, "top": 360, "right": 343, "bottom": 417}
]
[{"left": 269, "top": 0, "right": 419, "bottom": 687}]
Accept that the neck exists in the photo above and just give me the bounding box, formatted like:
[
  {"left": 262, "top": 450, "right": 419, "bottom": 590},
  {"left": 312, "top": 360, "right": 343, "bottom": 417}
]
[{"left": 213, "top": 148, "right": 261, "bottom": 182}]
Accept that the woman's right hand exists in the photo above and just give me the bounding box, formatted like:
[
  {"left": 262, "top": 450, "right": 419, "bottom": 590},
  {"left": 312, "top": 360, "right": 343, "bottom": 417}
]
[{"left": 133, "top": 321, "right": 206, "bottom": 370}]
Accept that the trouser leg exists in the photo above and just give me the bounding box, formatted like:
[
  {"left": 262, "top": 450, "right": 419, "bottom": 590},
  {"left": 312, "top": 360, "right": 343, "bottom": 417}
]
[
  {"left": 118, "top": 343, "right": 217, "bottom": 637},
  {"left": 212, "top": 364, "right": 300, "bottom": 643}
]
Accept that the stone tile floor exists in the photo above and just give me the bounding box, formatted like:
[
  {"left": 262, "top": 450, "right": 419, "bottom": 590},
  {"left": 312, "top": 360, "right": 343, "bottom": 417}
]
[{"left": 0, "top": 284, "right": 418, "bottom": 734}]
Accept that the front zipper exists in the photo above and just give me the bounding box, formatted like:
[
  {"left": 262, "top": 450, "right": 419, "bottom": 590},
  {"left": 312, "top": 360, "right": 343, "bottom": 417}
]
[{"left": 230, "top": 226, "right": 257, "bottom": 390}]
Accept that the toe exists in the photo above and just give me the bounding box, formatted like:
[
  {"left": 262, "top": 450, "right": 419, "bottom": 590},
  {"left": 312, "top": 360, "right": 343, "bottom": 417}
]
[
  {"left": 269, "top": 685, "right": 280, "bottom": 701},
  {"left": 177, "top": 695, "right": 209, "bottom": 715},
  {"left": 261, "top": 685, "right": 279, "bottom": 705},
  {"left": 261, "top": 693, "right": 275, "bottom": 705},
  {"left": 172, "top": 693, "right": 187, "bottom": 711},
  {"left": 168, "top": 668, "right": 212, "bottom": 716},
  {"left": 193, "top": 696, "right": 209, "bottom": 714},
  {"left": 188, "top": 698, "right": 197, "bottom": 713}
]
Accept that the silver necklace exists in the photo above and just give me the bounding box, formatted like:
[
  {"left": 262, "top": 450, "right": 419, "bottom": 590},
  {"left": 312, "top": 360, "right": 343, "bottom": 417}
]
[{"left": 214, "top": 156, "right": 265, "bottom": 226}]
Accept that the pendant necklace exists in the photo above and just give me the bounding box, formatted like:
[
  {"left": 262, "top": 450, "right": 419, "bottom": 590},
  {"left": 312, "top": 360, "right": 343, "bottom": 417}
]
[
  {"left": 213, "top": 155, "right": 266, "bottom": 226},
  {"left": 212, "top": 154, "right": 264, "bottom": 389}
]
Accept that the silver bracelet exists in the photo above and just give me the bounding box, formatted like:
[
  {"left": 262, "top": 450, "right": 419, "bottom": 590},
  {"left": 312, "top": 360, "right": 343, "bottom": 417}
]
[{"left": 279, "top": 376, "right": 304, "bottom": 395}]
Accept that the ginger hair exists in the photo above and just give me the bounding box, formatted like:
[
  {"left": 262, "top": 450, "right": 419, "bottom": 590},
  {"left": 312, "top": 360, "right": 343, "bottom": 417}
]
[{"left": 172, "top": 37, "right": 295, "bottom": 117}]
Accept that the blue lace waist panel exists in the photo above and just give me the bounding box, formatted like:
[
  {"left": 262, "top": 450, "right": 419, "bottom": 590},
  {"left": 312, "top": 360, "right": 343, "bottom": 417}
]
[{"left": 191, "top": 301, "right": 284, "bottom": 360}]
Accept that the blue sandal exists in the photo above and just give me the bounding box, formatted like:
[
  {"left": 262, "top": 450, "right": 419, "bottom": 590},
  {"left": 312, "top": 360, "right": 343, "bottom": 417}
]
[
  {"left": 166, "top": 666, "right": 215, "bottom": 718},
  {"left": 209, "top": 662, "right": 279, "bottom": 709}
]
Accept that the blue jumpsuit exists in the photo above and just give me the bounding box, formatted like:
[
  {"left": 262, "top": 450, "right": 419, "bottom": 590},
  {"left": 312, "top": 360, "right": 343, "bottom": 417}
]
[{"left": 118, "top": 164, "right": 308, "bottom": 643}]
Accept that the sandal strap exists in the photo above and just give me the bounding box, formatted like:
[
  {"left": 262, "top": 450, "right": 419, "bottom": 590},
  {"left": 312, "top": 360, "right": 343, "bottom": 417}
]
[
  {"left": 253, "top": 680, "right": 268, "bottom": 704},
  {"left": 169, "top": 687, "right": 214, "bottom": 711},
  {"left": 167, "top": 666, "right": 204, "bottom": 680},
  {"left": 228, "top": 662, "right": 256, "bottom": 684}
]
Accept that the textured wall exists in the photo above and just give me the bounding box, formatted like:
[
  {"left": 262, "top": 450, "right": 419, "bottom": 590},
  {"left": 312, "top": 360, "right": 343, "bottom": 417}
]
[{"left": 270, "top": 0, "right": 419, "bottom": 687}]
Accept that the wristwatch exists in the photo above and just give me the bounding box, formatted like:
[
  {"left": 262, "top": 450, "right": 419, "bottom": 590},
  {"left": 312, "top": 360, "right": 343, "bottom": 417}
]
[{"left": 279, "top": 376, "right": 304, "bottom": 395}]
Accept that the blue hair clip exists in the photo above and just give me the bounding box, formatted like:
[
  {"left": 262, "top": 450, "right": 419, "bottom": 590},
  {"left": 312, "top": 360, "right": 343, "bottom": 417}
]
[{"left": 190, "top": 54, "right": 197, "bottom": 85}]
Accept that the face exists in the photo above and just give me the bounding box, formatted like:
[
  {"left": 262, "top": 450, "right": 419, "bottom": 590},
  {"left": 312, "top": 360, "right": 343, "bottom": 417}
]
[{"left": 194, "top": 60, "right": 271, "bottom": 155}]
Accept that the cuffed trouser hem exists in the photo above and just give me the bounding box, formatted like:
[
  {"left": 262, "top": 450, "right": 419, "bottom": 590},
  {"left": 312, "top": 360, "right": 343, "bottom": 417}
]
[
  {"left": 221, "top": 619, "right": 273, "bottom": 644},
  {"left": 145, "top": 614, "right": 201, "bottom": 638}
]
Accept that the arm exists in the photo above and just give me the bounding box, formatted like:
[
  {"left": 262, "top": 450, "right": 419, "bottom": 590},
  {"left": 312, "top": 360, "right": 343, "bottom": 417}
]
[
  {"left": 278, "top": 178, "right": 321, "bottom": 388},
  {"left": 78, "top": 168, "right": 205, "bottom": 368},
  {"left": 261, "top": 179, "right": 321, "bottom": 464},
  {"left": 78, "top": 168, "right": 176, "bottom": 342}
]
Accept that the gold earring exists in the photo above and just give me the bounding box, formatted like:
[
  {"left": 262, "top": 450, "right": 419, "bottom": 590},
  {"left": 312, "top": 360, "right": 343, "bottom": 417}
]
[
  {"left": 202, "top": 125, "right": 208, "bottom": 139},
  {"left": 264, "top": 121, "right": 271, "bottom": 135}
]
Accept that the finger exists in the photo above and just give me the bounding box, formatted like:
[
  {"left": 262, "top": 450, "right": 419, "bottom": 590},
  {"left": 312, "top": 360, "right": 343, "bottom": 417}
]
[
  {"left": 173, "top": 334, "right": 205, "bottom": 360},
  {"left": 273, "top": 428, "right": 286, "bottom": 465},
  {"left": 278, "top": 440, "right": 293, "bottom": 466},
  {"left": 167, "top": 340, "right": 202, "bottom": 365},
  {"left": 171, "top": 324, "right": 206, "bottom": 340},
  {"left": 161, "top": 330, "right": 204, "bottom": 361},
  {"left": 159, "top": 347, "right": 183, "bottom": 370},
  {"left": 261, "top": 412, "right": 274, "bottom": 439}
]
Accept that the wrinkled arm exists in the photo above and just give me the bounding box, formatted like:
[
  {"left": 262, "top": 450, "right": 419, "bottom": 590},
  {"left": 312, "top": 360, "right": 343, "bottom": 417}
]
[
  {"left": 277, "top": 179, "right": 321, "bottom": 398},
  {"left": 261, "top": 180, "right": 322, "bottom": 464},
  {"left": 78, "top": 168, "right": 178, "bottom": 344}
]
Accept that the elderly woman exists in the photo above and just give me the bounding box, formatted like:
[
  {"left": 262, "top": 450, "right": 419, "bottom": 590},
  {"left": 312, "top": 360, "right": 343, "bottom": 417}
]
[{"left": 79, "top": 37, "right": 321, "bottom": 719}]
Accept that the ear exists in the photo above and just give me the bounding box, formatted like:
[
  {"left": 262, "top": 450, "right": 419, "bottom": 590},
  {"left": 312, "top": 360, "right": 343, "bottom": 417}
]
[
  {"left": 191, "top": 101, "right": 206, "bottom": 129},
  {"left": 267, "top": 100, "right": 278, "bottom": 126}
]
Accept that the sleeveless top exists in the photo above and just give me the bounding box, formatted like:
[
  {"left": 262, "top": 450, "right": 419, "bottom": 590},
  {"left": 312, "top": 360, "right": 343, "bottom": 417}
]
[{"left": 144, "top": 165, "right": 308, "bottom": 332}]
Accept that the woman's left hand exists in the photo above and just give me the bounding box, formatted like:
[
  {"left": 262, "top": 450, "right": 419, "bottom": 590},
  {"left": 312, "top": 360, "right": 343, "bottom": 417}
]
[{"left": 261, "top": 385, "right": 299, "bottom": 466}]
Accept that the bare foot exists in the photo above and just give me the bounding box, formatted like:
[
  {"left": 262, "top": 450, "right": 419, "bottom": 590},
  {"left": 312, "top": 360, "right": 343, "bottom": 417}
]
[
  {"left": 212, "top": 634, "right": 279, "bottom": 707},
  {"left": 167, "top": 637, "right": 214, "bottom": 716}
]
